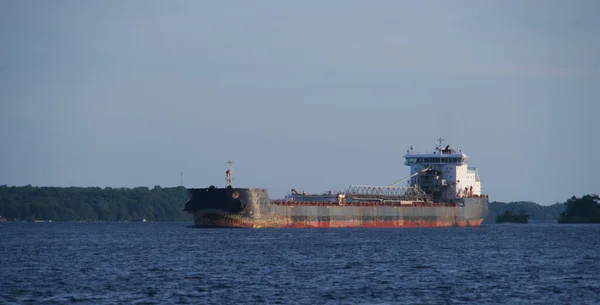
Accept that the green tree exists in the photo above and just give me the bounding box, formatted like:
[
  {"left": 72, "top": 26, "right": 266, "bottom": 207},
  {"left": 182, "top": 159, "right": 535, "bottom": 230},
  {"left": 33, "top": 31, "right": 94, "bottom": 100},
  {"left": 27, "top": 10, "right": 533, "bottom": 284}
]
[{"left": 558, "top": 194, "right": 600, "bottom": 223}]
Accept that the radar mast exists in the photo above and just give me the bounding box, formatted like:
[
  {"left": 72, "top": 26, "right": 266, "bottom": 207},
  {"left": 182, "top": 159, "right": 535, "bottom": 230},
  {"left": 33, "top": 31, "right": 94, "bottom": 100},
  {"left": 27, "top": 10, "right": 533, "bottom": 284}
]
[
  {"left": 435, "top": 137, "right": 445, "bottom": 154},
  {"left": 225, "top": 160, "right": 234, "bottom": 187}
]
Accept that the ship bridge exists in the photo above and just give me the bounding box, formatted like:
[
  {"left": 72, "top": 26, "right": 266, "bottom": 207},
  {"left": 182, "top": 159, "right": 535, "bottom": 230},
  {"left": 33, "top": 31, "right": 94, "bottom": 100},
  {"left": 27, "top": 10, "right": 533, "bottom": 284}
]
[
  {"left": 404, "top": 154, "right": 466, "bottom": 165},
  {"left": 404, "top": 141, "right": 467, "bottom": 165}
]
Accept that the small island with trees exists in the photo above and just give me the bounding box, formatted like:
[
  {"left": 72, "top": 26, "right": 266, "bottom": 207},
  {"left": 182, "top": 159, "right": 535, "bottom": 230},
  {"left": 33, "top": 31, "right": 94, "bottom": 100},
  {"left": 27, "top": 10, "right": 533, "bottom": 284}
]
[
  {"left": 495, "top": 209, "right": 530, "bottom": 224},
  {"left": 557, "top": 194, "right": 600, "bottom": 223}
]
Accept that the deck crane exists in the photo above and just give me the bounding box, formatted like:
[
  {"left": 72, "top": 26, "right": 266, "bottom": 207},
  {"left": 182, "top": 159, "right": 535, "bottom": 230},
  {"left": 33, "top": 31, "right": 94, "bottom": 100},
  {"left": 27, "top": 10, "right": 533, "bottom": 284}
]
[{"left": 388, "top": 166, "right": 432, "bottom": 186}]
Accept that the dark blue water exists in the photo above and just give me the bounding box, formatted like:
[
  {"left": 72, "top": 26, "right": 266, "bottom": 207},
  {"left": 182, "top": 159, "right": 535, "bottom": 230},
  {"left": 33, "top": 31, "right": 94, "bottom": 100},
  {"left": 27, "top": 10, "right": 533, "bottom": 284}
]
[{"left": 1, "top": 222, "right": 599, "bottom": 304}]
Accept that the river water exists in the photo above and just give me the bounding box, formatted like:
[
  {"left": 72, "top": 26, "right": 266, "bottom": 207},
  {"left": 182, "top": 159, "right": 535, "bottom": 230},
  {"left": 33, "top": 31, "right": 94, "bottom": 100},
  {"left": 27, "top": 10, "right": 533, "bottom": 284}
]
[{"left": 1, "top": 222, "right": 599, "bottom": 304}]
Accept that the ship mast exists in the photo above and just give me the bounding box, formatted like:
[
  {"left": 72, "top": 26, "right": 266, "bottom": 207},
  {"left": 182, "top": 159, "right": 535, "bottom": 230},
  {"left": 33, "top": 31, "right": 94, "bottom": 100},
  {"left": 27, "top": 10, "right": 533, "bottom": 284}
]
[
  {"left": 435, "top": 137, "right": 445, "bottom": 154},
  {"left": 225, "top": 160, "right": 234, "bottom": 187}
]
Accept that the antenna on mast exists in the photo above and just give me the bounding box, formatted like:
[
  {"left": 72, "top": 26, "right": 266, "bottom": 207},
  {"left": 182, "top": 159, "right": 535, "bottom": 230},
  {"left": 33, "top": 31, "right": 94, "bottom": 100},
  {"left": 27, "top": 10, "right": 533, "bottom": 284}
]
[
  {"left": 225, "top": 160, "right": 234, "bottom": 187},
  {"left": 435, "top": 137, "right": 445, "bottom": 154}
]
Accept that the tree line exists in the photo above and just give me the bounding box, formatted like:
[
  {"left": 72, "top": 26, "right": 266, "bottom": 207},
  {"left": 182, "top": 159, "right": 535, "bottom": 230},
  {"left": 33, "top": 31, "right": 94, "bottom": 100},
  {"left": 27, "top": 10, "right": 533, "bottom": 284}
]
[
  {"left": 495, "top": 210, "right": 530, "bottom": 224},
  {"left": 0, "top": 185, "right": 191, "bottom": 222},
  {"left": 484, "top": 201, "right": 564, "bottom": 224},
  {"left": 485, "top": 194, "right": 599, "bottom": 224}
]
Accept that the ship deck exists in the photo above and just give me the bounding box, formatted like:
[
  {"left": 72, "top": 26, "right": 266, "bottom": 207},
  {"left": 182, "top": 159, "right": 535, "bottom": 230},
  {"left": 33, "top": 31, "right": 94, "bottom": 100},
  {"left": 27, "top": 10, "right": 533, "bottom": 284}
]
[{"left": 270, "top": 200, "right": 459, "bottom": 207}]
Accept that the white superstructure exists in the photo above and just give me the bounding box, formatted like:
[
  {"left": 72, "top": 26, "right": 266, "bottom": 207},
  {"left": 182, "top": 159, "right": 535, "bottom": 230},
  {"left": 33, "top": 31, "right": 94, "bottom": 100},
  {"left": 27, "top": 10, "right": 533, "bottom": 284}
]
[{"left": 404, "top": 138, "right": 482, "bottom": 201}]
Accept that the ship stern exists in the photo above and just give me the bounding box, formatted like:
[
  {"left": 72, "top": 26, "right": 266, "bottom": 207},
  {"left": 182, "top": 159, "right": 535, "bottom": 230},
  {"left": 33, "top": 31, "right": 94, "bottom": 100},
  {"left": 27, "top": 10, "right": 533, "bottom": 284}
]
[{"left": 461, "top": 197, "right": 489, "bottom": 226}]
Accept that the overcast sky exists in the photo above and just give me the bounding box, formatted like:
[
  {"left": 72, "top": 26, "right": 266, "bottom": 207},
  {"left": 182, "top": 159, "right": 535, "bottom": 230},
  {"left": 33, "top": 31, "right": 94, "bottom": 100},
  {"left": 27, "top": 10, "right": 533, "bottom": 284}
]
[{"left": 1, "top": 0, "right": 598, "bottom": 205}]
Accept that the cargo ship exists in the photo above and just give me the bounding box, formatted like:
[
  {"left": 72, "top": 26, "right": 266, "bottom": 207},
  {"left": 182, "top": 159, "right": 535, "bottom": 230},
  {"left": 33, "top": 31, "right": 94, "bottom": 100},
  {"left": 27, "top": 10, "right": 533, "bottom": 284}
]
[{"left": 184, "top": 138, "right": 488, "bottom": 228}]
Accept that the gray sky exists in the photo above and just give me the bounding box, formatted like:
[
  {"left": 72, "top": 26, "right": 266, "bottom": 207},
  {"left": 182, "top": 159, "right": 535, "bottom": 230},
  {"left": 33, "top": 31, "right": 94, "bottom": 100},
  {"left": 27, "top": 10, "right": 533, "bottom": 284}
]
[{"left": 1, "top": 0, "right": 598, "bottom": 205}]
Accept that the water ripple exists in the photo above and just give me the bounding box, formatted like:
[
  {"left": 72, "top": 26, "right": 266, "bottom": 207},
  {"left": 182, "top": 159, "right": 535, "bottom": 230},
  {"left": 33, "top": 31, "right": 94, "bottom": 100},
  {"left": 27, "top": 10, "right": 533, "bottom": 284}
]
[{"left": 1, "top": 222, "right": 599, "bottom": 304}]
